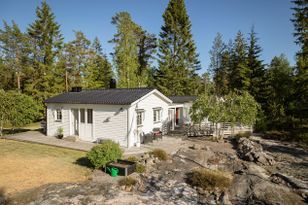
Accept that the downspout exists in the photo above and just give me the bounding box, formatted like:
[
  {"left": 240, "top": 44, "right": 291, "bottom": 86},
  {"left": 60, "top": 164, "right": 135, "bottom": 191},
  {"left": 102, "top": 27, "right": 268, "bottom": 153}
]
[{"left": 127, "top": 106, "right": 130, "bottom": 148}]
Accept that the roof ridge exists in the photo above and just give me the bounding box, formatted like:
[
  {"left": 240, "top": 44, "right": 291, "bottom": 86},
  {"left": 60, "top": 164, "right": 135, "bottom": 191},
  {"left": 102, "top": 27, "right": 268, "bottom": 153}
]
[{"left": 82, "top": 87, "right": 155, "bottom": 92}]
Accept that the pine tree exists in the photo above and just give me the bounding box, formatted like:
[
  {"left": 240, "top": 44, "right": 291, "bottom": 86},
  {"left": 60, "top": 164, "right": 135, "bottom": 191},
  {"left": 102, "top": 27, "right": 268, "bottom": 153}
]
[
  {"left": 229, "top": 31, "right": 250, "bottom": 91},
  {"left": 0, "top": 21, "right": 30, "bottom": 91},
  {"left": 137, "top": 30, "right": 157, "bottom": 87},
  {"left": 209, "top": 33, "right": 230, "bottom": 95},
  {"left": 156, "top": 0, "right": 201, "bottom": 96},
  {"left": 85, "top": 37, "right": 113, "bottom": 89},
  {"left": 63, "top": 31, "right": 91, "bottom": 88},
  {"left": 209, "top": 33, "right": 225, "bottom": 76},
  {"left": 110, "top": 12, "right": 140, "bottom": 88},
  {"left": 0, "top": 57, "right": 15, "bottom": 90},
  {"left": 291, "top": 0, "right": 308, "bottom": 125},
  {"left": 25, "top": 1, "right": 63, "bottom": 103},
  {"left": 247, "top": 27, "right": 266, "bottom": 105}
]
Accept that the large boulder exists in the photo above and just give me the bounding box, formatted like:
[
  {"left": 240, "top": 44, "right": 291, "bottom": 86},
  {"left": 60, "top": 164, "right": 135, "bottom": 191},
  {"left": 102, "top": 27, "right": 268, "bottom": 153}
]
[
  {"left": 237, "top": 138, "right": 275, "bottom": 166},
  {"left": 229, "top": 163, "right": 305, "bottom": 205}
]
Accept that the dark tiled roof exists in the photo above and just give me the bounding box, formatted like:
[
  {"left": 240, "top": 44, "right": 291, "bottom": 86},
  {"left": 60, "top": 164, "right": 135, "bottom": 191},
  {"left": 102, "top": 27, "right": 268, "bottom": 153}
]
[
  {"left": 45, "top": 88, "right": 155, "bottom": 105},
  {"left": 169, "top": 96, "right": 197, "bottom": 103}
]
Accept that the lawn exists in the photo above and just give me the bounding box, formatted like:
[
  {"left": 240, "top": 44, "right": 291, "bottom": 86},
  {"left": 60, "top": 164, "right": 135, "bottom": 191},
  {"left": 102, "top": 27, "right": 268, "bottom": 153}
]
[{"left": 0, "top": 139, "right": 91, "bottom": 196}]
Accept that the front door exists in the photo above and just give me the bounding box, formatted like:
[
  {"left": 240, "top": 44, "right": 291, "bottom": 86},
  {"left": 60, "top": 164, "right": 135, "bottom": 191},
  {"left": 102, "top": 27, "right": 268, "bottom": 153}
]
[
  {"left": 72, "top": 109, "right": 79, "bottom": 135},
  {"left": 79, "top": 108, "right": 93, "bottom": 141}
]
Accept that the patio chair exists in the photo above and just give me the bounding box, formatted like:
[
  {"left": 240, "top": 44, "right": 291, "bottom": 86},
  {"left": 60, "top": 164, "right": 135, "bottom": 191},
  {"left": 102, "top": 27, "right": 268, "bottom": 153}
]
[{"left": 152, "top": 128, "right": 163, "bottom": 141}]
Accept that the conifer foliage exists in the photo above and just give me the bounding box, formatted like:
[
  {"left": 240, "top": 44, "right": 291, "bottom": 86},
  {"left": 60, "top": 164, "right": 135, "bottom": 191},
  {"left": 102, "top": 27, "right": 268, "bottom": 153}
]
[{"left": 156, "top": 0, "right": 200, "bottom": 96}]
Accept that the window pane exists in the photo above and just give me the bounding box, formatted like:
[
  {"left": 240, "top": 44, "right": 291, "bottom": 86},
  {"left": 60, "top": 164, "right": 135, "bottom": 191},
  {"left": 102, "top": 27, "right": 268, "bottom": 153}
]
[
  {"left": 87, "top": 109, "right": 93, "bottom": 124},
  {"left": 137, "top": 112, "right": 143, "bottom": 126},
  {"left": 80, "top": 109, "right": 85, "bottom": 123},
  {"left": 56, "top": 109, "right": 62, "bottom": 120},
  {"left": 153, "top": 108, "right": 161, "bottom": 122}
]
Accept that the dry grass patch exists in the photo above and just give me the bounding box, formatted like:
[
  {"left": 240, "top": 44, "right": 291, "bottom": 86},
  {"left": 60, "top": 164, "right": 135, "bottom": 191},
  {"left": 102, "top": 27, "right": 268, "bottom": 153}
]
[
  {"left": 0, "top": 139, "right": 91, "bottom": 195},
  {"left": 187, "top": 168, "right": 232, "bottom": 191},
  {"left": 149, "top": 149, "right": 168, "bottom": 161}
]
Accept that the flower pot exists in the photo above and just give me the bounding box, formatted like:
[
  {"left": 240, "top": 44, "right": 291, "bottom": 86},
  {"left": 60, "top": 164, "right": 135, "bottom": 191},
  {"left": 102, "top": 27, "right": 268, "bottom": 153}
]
[{"left": 57, "top": 134, "right": 63, "bottom": 139}]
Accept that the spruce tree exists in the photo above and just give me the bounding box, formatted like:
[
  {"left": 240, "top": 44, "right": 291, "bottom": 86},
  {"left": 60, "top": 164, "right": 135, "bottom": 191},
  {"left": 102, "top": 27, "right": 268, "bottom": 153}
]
[
  {"left": 156, "top": 0, "right": 201, "bottom": 96},
  {"left": 27, "top": 1, "right": 63, "bottom": 66},
  {"left": 264, "top": 55, "right": 294, "bottom": 128},
  {"left": 229, "top": 31, "right": 250, "bottom": 91},
  {"left": 25, "top": 1, "right": 63, "bottom": 103},
  {"left": 291, "top": 0, "right": 308, "bottom": 125},
  {"left": 247, "top": 27, "right": 266, "bottom": 105}
]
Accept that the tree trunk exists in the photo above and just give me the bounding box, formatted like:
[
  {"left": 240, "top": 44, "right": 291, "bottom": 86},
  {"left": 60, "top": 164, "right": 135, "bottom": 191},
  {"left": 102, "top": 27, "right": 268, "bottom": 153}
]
[
  {"left": 65, "top": 70, "right": 68, "bottom": 92},
  {"left": 16, "top": 72, "right": 21, "bottom": 92},
  {"left": 0, "top": 117, "right": 3, "bottom": 136}
]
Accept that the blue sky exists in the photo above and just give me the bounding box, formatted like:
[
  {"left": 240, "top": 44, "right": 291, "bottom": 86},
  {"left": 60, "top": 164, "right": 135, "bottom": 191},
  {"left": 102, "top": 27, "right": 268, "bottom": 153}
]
[{"left": 1, "top": 0, "right": 298, "bottom": 74}]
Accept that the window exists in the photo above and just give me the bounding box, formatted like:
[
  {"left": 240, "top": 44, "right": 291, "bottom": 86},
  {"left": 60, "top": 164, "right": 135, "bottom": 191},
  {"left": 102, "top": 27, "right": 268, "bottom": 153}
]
[
  {"left": 55, "top": 109, "right": 62, "bottom": 121},
  {"left": 80, "top": 109, "right": 85, "bottom": 123},
  {"left": 153, "top": 108, "right": 162, "bottom": 123},
  {"left": 87, "top": 109, "right": 93, "bottom": 124},
  {"left": 137, "top": 111, "right": 144, "bottom": 126}
]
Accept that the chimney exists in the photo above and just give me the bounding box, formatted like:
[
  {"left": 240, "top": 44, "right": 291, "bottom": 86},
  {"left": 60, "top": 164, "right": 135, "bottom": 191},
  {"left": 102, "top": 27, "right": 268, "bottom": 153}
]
[
  {"left": 71, "top": 86, "right": 82, "bottom": 92},
  {"left": 110, "top": 79, "right": 116, "bottom": 89}
]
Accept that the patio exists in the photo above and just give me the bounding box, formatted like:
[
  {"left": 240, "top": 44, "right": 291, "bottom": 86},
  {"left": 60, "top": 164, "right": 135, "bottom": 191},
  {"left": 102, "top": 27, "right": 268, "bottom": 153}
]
[{"left": 2, "top": 131, "right": 185, "bottom": 155}]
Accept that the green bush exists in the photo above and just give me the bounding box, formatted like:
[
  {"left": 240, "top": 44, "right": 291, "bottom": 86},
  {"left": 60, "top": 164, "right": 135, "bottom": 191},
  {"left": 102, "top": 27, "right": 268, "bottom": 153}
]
[
  {"left": 86, "top": 140, "right": 123, "bottom": 169},
  {"left": 150, "top": 149, "right": 168, "bottom": 161},
  {"left": 135, "top": 163, "right": 146, "bottom": 173},
  {"left": 188, "top": 168, "right": 231, "bottom": 191},
  {"left": 118, "top": 176, "right": 137, "bottom": 186}
]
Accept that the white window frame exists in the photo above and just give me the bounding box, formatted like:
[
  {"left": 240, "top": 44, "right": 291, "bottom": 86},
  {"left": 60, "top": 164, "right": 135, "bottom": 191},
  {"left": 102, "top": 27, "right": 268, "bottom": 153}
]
[
  {"left": 153, "top": 108, "right": 162, "bottom": 123},
  {"left": 55, "top": 109, "right": 62, "bottom": 122},
  {"left": 137, "top": 110, "right": 144, "bottom": 126}
]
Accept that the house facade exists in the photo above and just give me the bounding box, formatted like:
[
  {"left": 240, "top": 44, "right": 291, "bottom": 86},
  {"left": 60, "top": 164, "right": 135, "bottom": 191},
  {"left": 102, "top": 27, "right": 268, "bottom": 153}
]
[
  {"left": 168, "top": 96, "right": 197, "bottom": 130},
  {"left": 45, "top": 88, "right": 172, "bottom": 147}
]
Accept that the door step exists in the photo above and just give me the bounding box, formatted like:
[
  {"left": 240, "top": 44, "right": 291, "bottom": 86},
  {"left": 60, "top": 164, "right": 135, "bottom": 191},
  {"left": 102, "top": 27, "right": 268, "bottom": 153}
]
[{"left": 63, "top": 135, "right": 78, "bottom": 142}]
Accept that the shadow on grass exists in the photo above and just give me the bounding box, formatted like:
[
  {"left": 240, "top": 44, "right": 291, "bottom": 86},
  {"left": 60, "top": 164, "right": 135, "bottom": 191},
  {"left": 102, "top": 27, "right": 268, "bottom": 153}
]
[
  {"left": 75, "top": 157, "right": 94, "bottom": 169},
  {"left": 0, "top": 187, "right": 10, "bottom": 205},
  {"left": 2, "top": 128, "right": 43, "bottom": 136},
  {"left": 3, "top": 128, "right": 31, "bottom": 135}
]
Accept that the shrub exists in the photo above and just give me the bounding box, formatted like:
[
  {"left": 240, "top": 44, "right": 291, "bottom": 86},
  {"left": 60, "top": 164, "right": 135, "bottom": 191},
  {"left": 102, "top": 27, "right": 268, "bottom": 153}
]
[
  {"left": 86, "top": 140, "right": 123, "bottom": 169},
  {"left": 234, "top": 131, "right": 251, "bottom": 141},
  {"left": 118, "top": 176, "right": 137, "bottom": 187},
  {"left": 294, "top": 132, "right": 308, "bottom": 145},
  {"left": 188, "top": 168, "right": 231, "bottom": 191},
  {"left": 150, "top": 149, "right": 168, "bottom": 161},
  {"left": 126, "top": 156, "right": 138, "bottom": 162},
  {"left": 126, "top": 156, "right": 146, "bottom": 173},
  {"left": 135, "top": 163, "right": 146, "bottom": 173}
]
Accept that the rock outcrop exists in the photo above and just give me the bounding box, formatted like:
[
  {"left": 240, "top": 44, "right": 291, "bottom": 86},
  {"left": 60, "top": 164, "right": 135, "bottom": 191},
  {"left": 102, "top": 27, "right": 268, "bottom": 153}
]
[
  {"left": 237, "top": 138, "right": 275, "bottom": 166},
  {"left": 229, "top": 163, "right": 306, "bottom": 205}
]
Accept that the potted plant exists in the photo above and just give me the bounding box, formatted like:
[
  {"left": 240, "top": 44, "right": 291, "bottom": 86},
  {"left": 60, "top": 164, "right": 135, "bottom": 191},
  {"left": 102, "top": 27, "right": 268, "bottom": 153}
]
[{"left": 57, "top": 127, "right": 64, "bottom": 139}]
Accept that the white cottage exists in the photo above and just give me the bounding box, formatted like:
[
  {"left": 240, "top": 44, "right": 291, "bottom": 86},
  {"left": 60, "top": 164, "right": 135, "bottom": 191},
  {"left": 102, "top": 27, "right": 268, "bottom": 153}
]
[{"left": 45, "top": 88, "right": 172, "bottom": 147}]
